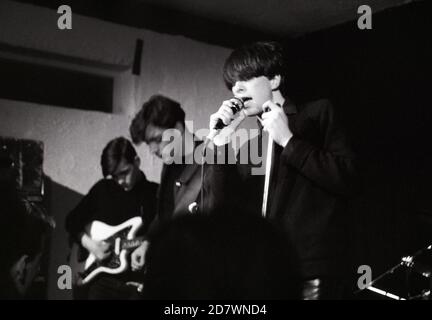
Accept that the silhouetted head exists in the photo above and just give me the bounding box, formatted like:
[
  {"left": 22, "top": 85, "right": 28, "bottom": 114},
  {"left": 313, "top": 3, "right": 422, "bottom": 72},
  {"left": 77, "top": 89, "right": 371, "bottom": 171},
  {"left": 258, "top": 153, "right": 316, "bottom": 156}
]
[{"left": 143, "top": 212, "right": 300, "bottom": 299}]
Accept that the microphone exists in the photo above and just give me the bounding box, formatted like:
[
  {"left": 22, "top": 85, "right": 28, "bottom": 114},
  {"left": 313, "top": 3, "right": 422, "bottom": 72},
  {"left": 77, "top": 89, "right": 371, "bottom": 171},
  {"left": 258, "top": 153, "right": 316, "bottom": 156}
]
[
  {"left": 213, "top": 97, "right": 245, "bottom": 130},
  {"left": 206, "top": 97, "right": 248, "bottom": 142}
]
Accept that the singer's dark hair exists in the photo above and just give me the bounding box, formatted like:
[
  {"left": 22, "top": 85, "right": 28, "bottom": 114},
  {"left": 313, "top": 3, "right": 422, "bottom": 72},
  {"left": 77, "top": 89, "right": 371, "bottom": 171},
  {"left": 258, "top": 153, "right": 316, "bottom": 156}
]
[
  {"left": 223, "top": 41, "right": 287, "bottom": 91},
  {"left": 129, "top": 95, "right": 185, "bottom": 145},
  {"left": 101, "top": 137, "right": 137, "bottom": 177}
]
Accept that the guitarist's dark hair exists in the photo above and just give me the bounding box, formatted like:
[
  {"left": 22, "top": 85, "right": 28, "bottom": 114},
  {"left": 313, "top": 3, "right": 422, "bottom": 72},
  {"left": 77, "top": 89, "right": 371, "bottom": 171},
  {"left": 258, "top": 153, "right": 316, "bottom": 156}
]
[{"left": 101, "top": 137, "right": 137, "bottom": 177}]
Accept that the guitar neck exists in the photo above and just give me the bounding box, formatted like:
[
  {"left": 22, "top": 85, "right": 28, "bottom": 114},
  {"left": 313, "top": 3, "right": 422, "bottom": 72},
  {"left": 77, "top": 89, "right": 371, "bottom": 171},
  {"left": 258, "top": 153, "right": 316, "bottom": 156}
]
[{"left": 121, "top": 237, "right": 145, "bottom": 250}]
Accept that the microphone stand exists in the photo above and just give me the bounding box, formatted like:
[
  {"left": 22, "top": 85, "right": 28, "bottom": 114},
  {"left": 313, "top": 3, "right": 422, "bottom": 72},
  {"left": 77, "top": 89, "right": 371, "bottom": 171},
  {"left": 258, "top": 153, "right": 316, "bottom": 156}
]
[
  {"left": 356, "top": 261, "right": 407, "bottom": 300},
  {"left": 260, "top": 103, "right": 280, "bottom": 218},
  {"left": 261, "top": 133, "right": 273, "bottom": 218},
  {"left": 355, "top": 244, "right": 432, "bottom": 300}
]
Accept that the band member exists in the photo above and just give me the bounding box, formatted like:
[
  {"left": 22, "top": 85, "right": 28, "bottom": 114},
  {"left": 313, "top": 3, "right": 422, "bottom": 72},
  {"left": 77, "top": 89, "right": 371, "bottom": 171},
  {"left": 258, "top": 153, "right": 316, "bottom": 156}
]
[
  {"left": 65, "top": 137, "right": 157, "bottom": 299},
  {"left": 209, "top": 41, "right": 358, "bottom": 299},
  {"left": 129, "top": 95, "right": 229, "bottom": 228}
]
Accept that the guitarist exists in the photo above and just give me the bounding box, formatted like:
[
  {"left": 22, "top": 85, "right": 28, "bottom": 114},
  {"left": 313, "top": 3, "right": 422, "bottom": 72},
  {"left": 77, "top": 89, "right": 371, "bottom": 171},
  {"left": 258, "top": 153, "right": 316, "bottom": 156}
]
[{"left": 65, "top": 137, "right": 157, "bottom": 299}]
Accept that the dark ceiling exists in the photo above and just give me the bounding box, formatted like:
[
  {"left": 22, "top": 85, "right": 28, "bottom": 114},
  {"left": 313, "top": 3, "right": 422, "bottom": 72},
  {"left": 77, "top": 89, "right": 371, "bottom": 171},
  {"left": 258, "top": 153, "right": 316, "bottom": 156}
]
[{"left": 13, "top": 0, "right": 414, "bottom": 47}]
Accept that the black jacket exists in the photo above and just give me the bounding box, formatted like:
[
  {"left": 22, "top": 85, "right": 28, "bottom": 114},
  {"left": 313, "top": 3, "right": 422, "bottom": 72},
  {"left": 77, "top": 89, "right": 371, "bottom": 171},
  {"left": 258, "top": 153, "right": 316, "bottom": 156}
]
[
  {"left": 213, "top": 99, "right": 358, "bottom": 278},
  {"left": 148, "top": 140, "right": 209, "bottom": 237},
  {"left": 148, "top": 139, "right": 240, "bottom": 237}
]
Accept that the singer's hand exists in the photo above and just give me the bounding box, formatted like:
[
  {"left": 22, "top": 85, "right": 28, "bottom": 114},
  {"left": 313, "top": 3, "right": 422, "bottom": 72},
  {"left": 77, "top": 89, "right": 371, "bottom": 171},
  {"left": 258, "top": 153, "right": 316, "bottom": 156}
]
[
  {"left": 209, "top": 99, "right": 243, "bottom": 130},
  {"left": 260, "top": 101, "right": 292, "bottom": 147}
]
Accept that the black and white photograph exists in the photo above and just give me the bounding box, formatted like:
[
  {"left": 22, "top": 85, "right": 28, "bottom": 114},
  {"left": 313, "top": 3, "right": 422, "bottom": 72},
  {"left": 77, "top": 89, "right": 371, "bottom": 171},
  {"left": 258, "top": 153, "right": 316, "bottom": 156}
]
[{"left": 0, "top": 0, "right": 431, "bottom": 306}]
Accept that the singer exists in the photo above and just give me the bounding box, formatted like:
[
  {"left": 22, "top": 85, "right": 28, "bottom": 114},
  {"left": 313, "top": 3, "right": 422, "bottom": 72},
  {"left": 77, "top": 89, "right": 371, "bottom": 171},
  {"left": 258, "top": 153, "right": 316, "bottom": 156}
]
[{"left": 209, "top": 41, "right": 358, "bottom": 299}]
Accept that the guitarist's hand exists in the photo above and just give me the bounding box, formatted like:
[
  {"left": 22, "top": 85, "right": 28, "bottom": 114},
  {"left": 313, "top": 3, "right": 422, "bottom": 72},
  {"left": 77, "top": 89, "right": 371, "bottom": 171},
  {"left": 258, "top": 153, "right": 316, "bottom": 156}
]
[
  {"left": 131, "top": 241, "right": 149, "bottom": 271},
  {"left": 81, "top": 234, "right": 111, "bottom": 261},
  {"left": 90, "top": 240, "right": 111, "bottom": 261}
]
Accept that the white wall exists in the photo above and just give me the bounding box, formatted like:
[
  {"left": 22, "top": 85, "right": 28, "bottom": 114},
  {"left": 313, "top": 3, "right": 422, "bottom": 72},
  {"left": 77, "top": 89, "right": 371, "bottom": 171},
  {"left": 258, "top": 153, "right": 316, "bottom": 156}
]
[{"left": 0, "top": 0, "right": 231, "bottom": 299}]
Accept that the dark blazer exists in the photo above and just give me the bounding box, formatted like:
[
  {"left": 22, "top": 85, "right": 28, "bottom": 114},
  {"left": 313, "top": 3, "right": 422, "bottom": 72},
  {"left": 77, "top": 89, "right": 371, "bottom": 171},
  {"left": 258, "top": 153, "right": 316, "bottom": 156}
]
[
  {"left": 148, "top": 137, "right": 244, "bottom": 239},
  {"left": 270, "top": 99, "right": 357, "bottom": 278},
  {"left": 158, "top": 160, "right": 202, "bottom": 220},
  {"left": 148, "top": 140, "right": 211, "bottom": 237}
]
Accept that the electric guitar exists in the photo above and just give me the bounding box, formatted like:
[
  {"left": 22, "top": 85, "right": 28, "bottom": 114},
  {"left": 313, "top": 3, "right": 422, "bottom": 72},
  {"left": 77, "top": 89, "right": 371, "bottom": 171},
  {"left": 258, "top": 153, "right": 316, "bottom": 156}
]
[{"left": 69, "top": 216, "right": 145, "bottom": 286}]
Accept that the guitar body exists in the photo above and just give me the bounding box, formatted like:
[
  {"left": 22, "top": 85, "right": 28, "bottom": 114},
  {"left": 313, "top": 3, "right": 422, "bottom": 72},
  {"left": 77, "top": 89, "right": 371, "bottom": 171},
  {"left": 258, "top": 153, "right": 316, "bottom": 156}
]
[{"left": 69, "top": 216, "right": 142, "bottom": 286}]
